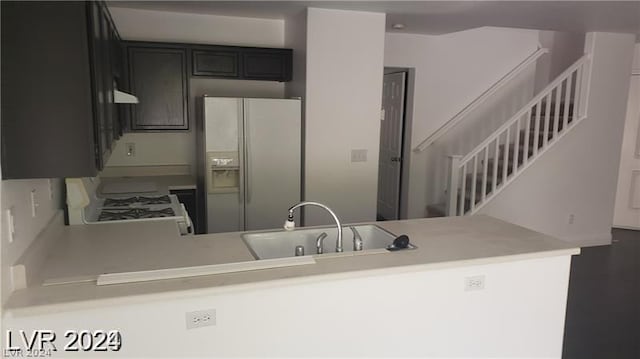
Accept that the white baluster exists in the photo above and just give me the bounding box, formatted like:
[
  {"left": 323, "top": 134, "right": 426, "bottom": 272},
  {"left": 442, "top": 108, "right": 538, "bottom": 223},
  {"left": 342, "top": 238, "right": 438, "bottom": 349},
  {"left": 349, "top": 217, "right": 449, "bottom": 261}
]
[
  {"left": 544, "top": 92, "right": 552, "bottom": 148},
  {"left": 553, "top": 85, "right": 562, "bottom": 139},
  {"left": 573, "top": 67, "right": 582, "bottom": 121},
  {"left": 523, "top": 108, "right": 531, "bottom": 165},
  {"left": 446, "top": 155, "right": 462, "bottom": 216},
  {"left": 459, "top": 163, "right": 467, "bottom": 215},
  {"left": 492, "top": 137, "right": 500, "bottom": 193},
  {"left": 513, "top": 115, "right": 521, "bottom": 175},
  {"left": 563, "top": 72, "right": 573, "bottom": 130},
  {"left": 482, "top": 147, "right": 489, "bottom": 202},
  {"left": 502, "top": 128, "right": 510, "bottom": 183},
  {"left": 470, "top": 155, "right": 478, "bottom": 212}
]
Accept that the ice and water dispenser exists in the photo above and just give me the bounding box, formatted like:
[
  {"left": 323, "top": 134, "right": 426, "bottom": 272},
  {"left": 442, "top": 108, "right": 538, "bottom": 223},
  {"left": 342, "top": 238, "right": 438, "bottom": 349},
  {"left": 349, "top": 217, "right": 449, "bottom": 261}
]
[{"left": 207, "top": 151, "right": 240, "bottom": 193}]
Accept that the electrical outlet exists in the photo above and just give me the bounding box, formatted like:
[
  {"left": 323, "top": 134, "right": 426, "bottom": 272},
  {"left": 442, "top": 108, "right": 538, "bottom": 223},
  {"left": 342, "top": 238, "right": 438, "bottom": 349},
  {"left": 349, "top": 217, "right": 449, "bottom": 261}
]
[
  {"left": 30, "top": 189, "right": 39, "bottom": 218},
  {"left": 351, "top": 149, "right": 368, "bottom": 162},
  {"left": 6, "top": 207, "right": 16, "bottom": 243},
  {"left": 126, "top": 143, "right": 136, "bottom": 157},
  {"left": 464, "top": 275, "right": 485, "bottom": 291},
  {"left": 186, "top": 309, "right": 216, "bottom": 329},
  {"left": 568, "top": 214, "right": 575, "bottom": 225}
]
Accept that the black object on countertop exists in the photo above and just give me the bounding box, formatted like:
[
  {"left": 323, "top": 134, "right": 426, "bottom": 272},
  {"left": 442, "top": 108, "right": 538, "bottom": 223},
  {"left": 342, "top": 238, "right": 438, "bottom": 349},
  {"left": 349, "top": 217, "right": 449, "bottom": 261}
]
[{"left": 387, "top": 234, "right": 410, "bottom": 251}]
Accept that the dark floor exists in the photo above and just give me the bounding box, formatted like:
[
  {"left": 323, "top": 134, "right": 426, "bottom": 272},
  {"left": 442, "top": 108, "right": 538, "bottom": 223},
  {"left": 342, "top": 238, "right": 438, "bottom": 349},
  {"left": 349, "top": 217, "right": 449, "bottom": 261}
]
[{"left": 562, "top": 228, "right": 640, "bottom": 359}]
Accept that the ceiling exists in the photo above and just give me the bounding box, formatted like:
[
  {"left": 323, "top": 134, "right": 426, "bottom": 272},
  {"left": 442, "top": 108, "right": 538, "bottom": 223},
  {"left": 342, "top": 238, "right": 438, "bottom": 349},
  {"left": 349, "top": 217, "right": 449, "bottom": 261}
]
[{"left": 107, "top": 1, "right": 640, "bottom": 36}]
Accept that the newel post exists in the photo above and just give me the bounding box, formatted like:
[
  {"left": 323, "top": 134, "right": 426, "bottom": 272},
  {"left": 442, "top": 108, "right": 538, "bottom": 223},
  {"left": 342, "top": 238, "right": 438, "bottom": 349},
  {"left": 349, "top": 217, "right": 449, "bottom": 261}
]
[{"left": 446, "top": 155, "right": 463, "bottom": 216}]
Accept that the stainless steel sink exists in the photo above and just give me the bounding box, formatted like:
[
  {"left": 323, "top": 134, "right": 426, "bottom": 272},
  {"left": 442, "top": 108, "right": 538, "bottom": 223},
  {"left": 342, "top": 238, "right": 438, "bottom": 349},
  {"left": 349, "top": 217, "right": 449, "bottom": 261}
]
[{"left": 242, "top": 224, "right": 416, "bottom": 260}]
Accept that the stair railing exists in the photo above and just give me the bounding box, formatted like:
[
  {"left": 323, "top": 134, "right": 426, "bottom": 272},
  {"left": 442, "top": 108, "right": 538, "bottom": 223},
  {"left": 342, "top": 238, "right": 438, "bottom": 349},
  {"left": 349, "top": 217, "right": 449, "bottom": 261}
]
[
  {"left": 414, "top": 47, "right": 549, "bottom": 153},
  {"left": 446, "top": 53, "right": 592, "bottom": 216}
]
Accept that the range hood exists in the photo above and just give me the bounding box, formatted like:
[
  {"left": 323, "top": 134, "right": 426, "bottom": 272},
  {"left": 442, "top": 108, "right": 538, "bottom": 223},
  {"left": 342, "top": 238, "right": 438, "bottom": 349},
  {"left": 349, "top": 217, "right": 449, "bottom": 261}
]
[{"left": 114, "top": 89, "right": 139, "bottom": 104}]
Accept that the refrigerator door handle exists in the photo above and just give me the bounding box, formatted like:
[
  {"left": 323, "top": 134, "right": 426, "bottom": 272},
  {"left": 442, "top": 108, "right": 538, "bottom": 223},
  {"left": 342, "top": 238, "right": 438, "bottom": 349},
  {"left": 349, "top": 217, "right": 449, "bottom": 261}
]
[
  {"left": 244, "top": 103, "right": 252, "bottom": 204},
  {"left": 237, "top": 100, "right": 246, "bottom": 231}
]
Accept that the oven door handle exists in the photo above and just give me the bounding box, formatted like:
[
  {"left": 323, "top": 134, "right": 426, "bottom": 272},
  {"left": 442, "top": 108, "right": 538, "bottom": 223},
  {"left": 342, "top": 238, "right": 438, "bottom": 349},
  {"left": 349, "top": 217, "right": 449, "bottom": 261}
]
[{"left": 180, "top": 203, "right": 193, "bottom": 234}]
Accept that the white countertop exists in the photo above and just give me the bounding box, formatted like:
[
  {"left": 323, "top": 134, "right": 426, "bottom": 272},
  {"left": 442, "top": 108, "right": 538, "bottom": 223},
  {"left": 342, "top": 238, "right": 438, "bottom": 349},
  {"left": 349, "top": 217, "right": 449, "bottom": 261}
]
[{"left": 6, "top": 215, "right": 580, "bottom": 314}]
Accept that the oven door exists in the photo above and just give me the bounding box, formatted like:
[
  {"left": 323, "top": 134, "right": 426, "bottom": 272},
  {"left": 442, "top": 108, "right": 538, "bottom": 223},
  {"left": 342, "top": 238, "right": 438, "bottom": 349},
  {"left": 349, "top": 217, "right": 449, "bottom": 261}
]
[{"left": 177, "top": 203, "right": 193, "bottom": 236}]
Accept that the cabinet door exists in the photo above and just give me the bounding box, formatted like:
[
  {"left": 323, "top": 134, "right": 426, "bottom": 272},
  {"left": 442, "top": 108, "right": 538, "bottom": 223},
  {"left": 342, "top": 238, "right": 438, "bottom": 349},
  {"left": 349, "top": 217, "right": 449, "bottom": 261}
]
[
  {"left": 128, "top": 47, "right": 188, "bottom": 130},
  {"left": 1, "top": 1, "right": 97, "bottom": 178},
  {"left": 192, "top": 49, "right": 239, "bottom": 78},
  {"left": 100, "top": 8, "right": 116, "bottom": 150},
  {"left": 242, "top": 49, "right": 292, "bottom": 82},
  {"left": 88, "top": 1, "right": 109, "bottom": 169}
]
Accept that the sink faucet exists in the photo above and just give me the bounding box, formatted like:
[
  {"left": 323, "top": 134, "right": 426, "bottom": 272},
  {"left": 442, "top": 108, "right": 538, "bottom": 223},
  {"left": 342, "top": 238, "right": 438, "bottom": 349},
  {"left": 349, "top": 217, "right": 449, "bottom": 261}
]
[
  {"left": 316, "top": 232, "right": 328, "bottom": 254},
  {"left": 284, "top": 201, "right": 344, "bottom": 253},
  {"left": 350, "top": 226, "right": 363, "bottom": 251}
]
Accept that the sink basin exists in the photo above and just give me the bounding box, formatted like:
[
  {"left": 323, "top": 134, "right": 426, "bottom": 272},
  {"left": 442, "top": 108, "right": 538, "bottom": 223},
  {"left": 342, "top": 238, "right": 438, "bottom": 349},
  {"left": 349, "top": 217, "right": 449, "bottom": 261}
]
[{"left": 242, "top": 224, "right": 415, "bottom": 260}]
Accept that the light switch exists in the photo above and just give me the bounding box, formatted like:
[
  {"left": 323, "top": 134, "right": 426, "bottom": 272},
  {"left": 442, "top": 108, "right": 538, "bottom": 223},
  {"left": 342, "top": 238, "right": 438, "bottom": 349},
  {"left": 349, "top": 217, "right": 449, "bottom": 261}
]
[
  {"left": 126, "top": 143, "right": 136, "bottom": 157},
  {"left": 351, "top": 149, "right": 368, "bottom": 162},
  {"left": 6, "top": 207, "right": 16, "bottom": 243},
  {"left": 30, "top": 189, "right": 39, "bottom": 218}
]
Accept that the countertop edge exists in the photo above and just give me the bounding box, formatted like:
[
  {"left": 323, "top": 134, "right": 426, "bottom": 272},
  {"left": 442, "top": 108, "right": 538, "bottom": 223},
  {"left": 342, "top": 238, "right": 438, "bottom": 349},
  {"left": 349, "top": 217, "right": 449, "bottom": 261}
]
[{"left": 5, "top": 246, "right": 580, "bottom": 317}]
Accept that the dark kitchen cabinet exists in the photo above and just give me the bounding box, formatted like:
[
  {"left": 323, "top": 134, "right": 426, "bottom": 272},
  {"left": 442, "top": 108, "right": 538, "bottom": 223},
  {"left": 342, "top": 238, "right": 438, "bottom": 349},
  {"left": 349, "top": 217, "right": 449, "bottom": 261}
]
[
  {"left": 242, "top": 48, "right": 292, "bottom": 81},
  {"left": 192, "top": 49, "right": 239, "bottom": 78},
  {"left": 170, "top": 189, "right": 200, "bottom": 234},
  {"left": 190, "top": 46, "right": 292, "bottom": 82},
  {"left": 1, "top": 1, "right": 122, "bottom": 179},
  {"left": 127, "top": 47, "right": 189, "bottom": 130}
]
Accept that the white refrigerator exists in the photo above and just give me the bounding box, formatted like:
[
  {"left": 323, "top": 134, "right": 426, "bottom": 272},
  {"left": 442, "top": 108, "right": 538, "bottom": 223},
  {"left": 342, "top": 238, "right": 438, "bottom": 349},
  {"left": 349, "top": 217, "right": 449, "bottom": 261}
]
[{"left": 203, "top": 97, "right": 301, "bottom": 233}]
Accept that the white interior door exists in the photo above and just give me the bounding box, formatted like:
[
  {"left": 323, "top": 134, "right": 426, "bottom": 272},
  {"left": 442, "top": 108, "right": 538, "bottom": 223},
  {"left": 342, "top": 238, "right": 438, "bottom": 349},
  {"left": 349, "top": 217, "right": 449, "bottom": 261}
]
[
  {"left": 244, "top": 98, "right": 301, "bottom": 231},
  {"left": 613, "top": 72, "right": 640, "bottom": 230},
  {"left": 377, "top": 72, "right": 406, "bottom": 220}
]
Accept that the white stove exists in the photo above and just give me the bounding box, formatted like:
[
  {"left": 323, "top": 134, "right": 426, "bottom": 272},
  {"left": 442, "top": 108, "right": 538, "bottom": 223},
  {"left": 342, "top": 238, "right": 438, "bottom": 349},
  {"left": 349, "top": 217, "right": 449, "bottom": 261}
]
[{"left": 66, "top": 178, "right": 192, "bottom": 235}]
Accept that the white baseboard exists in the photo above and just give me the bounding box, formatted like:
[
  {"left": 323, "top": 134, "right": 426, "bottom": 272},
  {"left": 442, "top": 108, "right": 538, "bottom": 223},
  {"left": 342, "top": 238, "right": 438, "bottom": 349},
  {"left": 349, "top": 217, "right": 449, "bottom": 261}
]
[{"left": 559, "top": 232, "right": 612, "bottom": 247}]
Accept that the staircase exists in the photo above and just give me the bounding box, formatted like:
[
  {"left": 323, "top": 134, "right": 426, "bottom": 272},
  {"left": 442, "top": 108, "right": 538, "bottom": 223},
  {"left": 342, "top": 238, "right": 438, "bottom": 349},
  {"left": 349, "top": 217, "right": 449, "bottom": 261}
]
[{"left": 427, "top": 54, "right": 591, "bottom": 217}]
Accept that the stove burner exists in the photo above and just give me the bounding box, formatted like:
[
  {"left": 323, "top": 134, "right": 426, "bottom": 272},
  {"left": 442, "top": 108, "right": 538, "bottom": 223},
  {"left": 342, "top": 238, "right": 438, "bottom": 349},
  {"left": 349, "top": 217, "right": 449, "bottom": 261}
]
[
  {"left": 137, "top": 195, "right": 171, "bottom": 205},
  {"left": 102, "top": 197, "right": 138, "bottom": 207},
  {"left": 139, "top": 207, "right": 175, "bottom": 219},
  {"left": 98, "top": 207, "right": 176, "bottom": 221},
  {"left": 103, "top": 195, "right": 171, "bottom": 207}
]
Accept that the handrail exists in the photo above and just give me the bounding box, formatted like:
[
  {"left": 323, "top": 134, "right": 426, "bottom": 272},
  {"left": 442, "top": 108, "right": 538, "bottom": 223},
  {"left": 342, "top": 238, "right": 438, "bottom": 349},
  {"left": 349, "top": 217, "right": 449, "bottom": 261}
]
[
  {"left": 459, "top": 54, "right": 590, "bottom": 164},
  {"left": 413, "top": 47, "right": 549, "bottom": 153}
]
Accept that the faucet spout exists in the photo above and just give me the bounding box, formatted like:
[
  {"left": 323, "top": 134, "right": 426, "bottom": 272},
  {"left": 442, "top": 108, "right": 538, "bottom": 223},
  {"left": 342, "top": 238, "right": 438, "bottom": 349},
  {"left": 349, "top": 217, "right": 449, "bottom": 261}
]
[{"left": 286, "top": 201, "right": 344, "bottom": 253}]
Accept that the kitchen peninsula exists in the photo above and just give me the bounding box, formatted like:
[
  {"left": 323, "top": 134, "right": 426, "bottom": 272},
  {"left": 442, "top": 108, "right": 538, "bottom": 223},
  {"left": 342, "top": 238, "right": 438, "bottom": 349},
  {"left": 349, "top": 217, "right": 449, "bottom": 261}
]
[{"left": 4, "top": 215, "right": 579, "bottom": 358}]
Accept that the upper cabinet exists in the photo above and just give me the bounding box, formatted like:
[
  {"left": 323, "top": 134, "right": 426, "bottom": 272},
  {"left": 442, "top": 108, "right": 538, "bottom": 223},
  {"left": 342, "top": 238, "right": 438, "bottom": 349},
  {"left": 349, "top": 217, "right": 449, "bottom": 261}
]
[
  {"left": 1, "top": 1, "right": 122, "bottom": 179},
  {"left": 128, "top": 46, "right": 188, "bottom": 131},
  {"left": 192, "top": 48, "right": 240, "bottom": 78},
  {"left": 242, "top": 48, "right": 292, "bottom": 81},
  {"left": 123, "top": 42, "right": 293, "bottom": 132},
  {"left": 191, "top": 47, "right": 292, "bottom": 81}
]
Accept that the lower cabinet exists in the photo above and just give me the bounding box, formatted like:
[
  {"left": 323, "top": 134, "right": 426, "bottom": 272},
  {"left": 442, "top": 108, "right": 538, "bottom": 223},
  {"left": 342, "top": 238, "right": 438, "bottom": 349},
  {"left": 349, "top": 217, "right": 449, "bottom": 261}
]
[{"left": 170, "top": 189, "right": 200, "bottom": 234}]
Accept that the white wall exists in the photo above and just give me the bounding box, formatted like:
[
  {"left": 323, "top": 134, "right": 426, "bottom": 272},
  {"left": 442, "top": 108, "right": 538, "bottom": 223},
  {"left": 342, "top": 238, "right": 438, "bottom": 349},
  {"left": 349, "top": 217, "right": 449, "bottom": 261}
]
[
  {"left": 384, "top": 27, "right": 540, "bottom": 217},
  {"left": 106, "top": 7, "right": 287, "bottom": 174},
  {"left": 304, "top": 8, "right": 385, "bottom": 225},
  {"left": 108, "top": 7, "right": 284, "bottom": 47},
  {"left": 4, "top": 255, "right": 572, "bottom": 357},
  {"left": 612, "top": 43, "right": 640, "bottom": 229},
  {"left": 535, "top": 31, "right": 586, "bottom": 92},
  {"left": 284, "top": 10, "right": 307, "bottom": 100},
  {"left": 481, "top": 33, "right": 637, "bottom": 246},
  {"left": 1, "top": 179, "right": 63, "bottom": 306}
]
